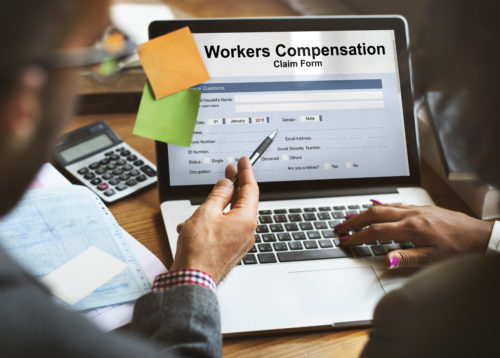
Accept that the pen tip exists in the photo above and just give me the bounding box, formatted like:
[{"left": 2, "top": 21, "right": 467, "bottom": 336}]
[{"left": 270, "top": 129, "right": 278, "bottom": 139}]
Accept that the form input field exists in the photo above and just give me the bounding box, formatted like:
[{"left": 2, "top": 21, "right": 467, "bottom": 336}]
[
  {"left": 234, "top": 90, "right": 383, "bottom": 103},
  {"left": 235, "top": 100, "right": 384, "bottom": 113}
]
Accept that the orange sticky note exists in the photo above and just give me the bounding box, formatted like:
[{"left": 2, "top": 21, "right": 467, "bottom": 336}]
[{"left": 137, "top": 26, "right": 210, "bottom": 99}]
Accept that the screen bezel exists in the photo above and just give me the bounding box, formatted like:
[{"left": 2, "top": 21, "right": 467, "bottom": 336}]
[{"left": 152, "top": 17, "right": 421, "bottom": 202}]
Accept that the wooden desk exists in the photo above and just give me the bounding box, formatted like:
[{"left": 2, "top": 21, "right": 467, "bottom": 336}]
[{"left": 68, "top": 113, "right": 473, "bottom": 358}]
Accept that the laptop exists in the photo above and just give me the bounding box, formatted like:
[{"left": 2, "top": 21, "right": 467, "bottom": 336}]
[{"left": 152, "top": 16, "right": 434, "bottom": 335}]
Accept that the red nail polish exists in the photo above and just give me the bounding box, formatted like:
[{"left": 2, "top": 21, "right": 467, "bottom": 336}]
[
  {"left": 344, "top": 214, "right": 357, "bottom": 219},
  {"left": 370, "top": 199, "right": 382, "bottom": 205},
  {"left": 339, "top": 235, "right": 349, "bottom": 243},
  {"left": 389, "top": 256, "right": 399, "bottom": 269},
  {"left": 334, "top": 223, "right": 344, "bottom": 231}
]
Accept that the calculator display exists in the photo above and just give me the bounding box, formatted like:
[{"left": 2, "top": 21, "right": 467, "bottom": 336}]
[{"left": 59, "top": 134, "right": 114, "bottom": 162}]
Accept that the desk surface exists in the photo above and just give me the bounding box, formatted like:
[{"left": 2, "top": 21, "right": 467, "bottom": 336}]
[{"left": 68, "top": 113, "right": 472, "bottom": 357}]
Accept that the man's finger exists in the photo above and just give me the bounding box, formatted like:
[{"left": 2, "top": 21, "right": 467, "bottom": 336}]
[
  {"left": 228, "top": 156, "right": 259, "bottom": 217},
  {"left": 339, "top": 221, "right": 408, "bottom": 246},
  {"left": 201, "top": 178, "right": 234, "bottom": 213},
  {"left": 336, "top": 205, "right": 410, "bottom": 235},
  {"left": 225, "top": 164, "right": 237, "bottom": 181},
  {"left": 386, "top": 247, "right": 437, "bottom": 269}
]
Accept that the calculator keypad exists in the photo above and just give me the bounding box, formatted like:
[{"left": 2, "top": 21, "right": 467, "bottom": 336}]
[{"left": 69, "top": 145, "right": 157, "bottom": 203}]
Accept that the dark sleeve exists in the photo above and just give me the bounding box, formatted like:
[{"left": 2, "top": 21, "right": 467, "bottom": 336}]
[{"left": 0, "top": 248, "right": 221, "bottom": 358}]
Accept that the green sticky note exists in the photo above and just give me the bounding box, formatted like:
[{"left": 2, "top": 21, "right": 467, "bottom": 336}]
[{"left": 133, "top": 83, "right": 201, "bottom": 147}]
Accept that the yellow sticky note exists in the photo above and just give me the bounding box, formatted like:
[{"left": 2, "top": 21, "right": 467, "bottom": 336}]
[{"left": 137, "top": 26, "right": 210, "bottom": 99}]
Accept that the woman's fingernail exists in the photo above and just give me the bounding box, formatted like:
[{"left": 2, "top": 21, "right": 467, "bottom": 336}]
[
  {"left": 334, "top": 223, "right": 344, "bottom": 231},
  {"left": 344, "top": 214, "right": 357, "bottom": 219},
  {"left": 339, "top": 235, "right": 350, "bottom": 243},
  {"left": 388, "top": 256, "right": 399, "bottom": 269},
  {"left": 370, "top": 199, "right": 382, "bottom": 205}
]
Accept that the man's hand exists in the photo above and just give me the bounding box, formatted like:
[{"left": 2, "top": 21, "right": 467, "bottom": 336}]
[
  {"left": 335, "top": 204, "right": 494, "bottom": 268},
  {"left": 170, "top": 157, "right": 259, "bottom": 283}
]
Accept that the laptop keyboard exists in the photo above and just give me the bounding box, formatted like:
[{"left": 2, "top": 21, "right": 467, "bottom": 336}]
[{"left": 240, "top": 203, "right": 414, "bottom": 265}]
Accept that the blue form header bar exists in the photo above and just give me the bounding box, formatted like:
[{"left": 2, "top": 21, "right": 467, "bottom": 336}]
[{"left": 193, "top": 79, "right": 382, "bottom": 93}]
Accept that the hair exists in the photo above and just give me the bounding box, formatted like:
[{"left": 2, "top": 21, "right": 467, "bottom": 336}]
[
  {"left": 0, "top": 1, "right": 78, "bottom": 81},
  {"left": 412, "top": 0, "right": 500, "bottom": 188}
]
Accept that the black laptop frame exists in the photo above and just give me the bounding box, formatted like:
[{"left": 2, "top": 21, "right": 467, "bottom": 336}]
[{"left": 152, "top": 16, "right": 421, "bottom": 203}]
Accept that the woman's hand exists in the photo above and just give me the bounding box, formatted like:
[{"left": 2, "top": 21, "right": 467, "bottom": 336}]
[{"left": 335, "top": 203, "right": 494, "bottom": 269}]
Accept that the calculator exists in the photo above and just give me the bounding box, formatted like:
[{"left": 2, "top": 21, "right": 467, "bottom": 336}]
[{"left": 53, "top": 121, "right": 157, "bottom": 203}]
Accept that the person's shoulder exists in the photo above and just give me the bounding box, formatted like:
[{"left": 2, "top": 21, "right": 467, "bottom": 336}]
[{"left": 370, "top": 254, "right": 500, "bottom": 357}]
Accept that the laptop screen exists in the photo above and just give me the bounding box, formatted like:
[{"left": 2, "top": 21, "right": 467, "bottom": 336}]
[{"left": 167, "top": 29, "right": 409, "bottom": 186}]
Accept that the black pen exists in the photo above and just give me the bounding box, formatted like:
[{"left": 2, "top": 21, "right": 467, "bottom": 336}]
[{"left": 232, "top": 129, "right": 278, "bottom": 185}]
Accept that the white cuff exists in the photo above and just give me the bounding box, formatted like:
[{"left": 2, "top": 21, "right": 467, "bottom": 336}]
[{"left": 487, "top": 221, "right": 500, "bottom": 253}]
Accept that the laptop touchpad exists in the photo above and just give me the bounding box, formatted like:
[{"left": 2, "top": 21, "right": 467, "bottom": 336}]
[{"left": 288, "top": 266, "right": 385, "bottom": 317}]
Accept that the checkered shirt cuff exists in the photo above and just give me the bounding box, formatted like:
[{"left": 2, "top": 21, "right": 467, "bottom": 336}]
[{"left": 152, "top": 269, "right": 217, "bottom": 293}]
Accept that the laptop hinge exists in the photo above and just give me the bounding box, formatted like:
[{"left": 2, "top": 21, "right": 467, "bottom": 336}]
[{"left": 189, "top": 186, "right": 398, "bottom": 205}]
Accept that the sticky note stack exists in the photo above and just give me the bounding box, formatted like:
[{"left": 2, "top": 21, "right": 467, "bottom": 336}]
[{"left": 134, "top": 26, "right": 210, "bottom": 147}]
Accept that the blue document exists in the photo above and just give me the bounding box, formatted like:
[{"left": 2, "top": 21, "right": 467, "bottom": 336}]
[{"left": 0, "top": 185, "right": 150, "bottom": 311}]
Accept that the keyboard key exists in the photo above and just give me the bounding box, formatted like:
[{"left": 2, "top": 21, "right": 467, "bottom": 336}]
[
  {"left": 307, "top": 231, "right": 321, "bottom": 240},
  {"left": 273, "top": 243, "right": 288, "bottom": 251},
  {"left": 120, "top": 149, "right": 131, "bottom": 156},
  {"left": 303, "top": 213, "right": 316, "bottom": 221},
  {"left": 89, "top": 162, "right": 99, "bottom": 170},
  {"left": 258, "top": 253, "right": 277, "bottom": 264},
  {"left": 259, "top": 216, "right": 273, "bottom": 224},
  {"left": 277, "top": 233, "right": 291, "bottom": 241},
  {"left": 384, "top": 243, "right": 400, "bottom": 251},
  {"left": 109, "top": 178, "right": 120, "bottom": 185},
  {"left": 116, "top": 183, "right": 127, "bottom": 191},
  {"left": 322, "top": 230, "right": 335, "bottom": 238},
  {"left": 299, "top": 222, "right": 313, "bottom": 230},
  {"left": 348, "top": 205, "right": 361, "bottom": 210},
  {"left": 273, "top": 209, "right": 287, "bottom": 214},
  {"left": 304, "top": 241, "right": 319, "bottom": 249},
  {"left": 329, "top": 220, "right": 342, "bottom": 228},
  {"left": 332, "top": 212, "right": 345, "bottom": 219},
  {"left": 119, "top": 173, "right": 130, "bottom": 181},
  {"left": 97, "top": 183, "right": 109, "bottom": 191},
  {"left": 129, "top": 169, "right": 140, "bottom": 176},
  {"left": 400, "top": 242, "right": 415, "bottom": 249},
  {"left": 254, "top": 234, "right": 261, "bottom": 243},
  {"left": 77, "top": 167, "right": 89, "bottom": 175},
  {"left": 285, "top": 223, "right": 299, "bottom": 231},
  {"left": 136, "top": 174, "right": 147, "bottom": 182},
  {"left": 353, "top": 246, "right": 373, "bottom": 257},
  {"left": 318, "top": 206, "right": 331, "bottom": 211},
  {"left": 248, "top": 245, "right": 257, "bottom": 253},
  {"left": 289, "top": 208, "right": 302, "bottom": 213},
  {"left": 270, "top": 224, "right": 284, "bottom": 232},
  {"left": 116, "top": 159, "right": 126, "bottom": 166},
  {"left": 127, "top": 154, "right": 138, "bottom": 162},
  {"left": 332, "top": 238, "right": 341, "bottom": 246},
  {"left": 277, "top": 248, "right": 352, "bottom": 262},
  {"left": 102, "top": 173, "right": 113, "bottom": 180},
  {"left": 288, "top": 241, "right": 303, "bottom": 250},
  {"left": 371, "top": 245, "right": 387, "bottom": 256},
  {"left": 333, "top": 206, "right": 346, "bottom": 210},
  {"left": 103, "top": 189, "right": 115, "bottom": 196},
  {"left": 259, "top": 210, "right": 272, "bottom": 215},
  {"left": 112, "top": 169, "right": 123, "bottom": 176},
  {"left": 273, "top": 215, "right": 288, "bottom": 223},
  {"left": 90, "top": 178, "right": 102, "bottom": 185},
  {"left": 288, "top": 214, "right": 302, "bottom": 222},
  {"left": 122, "top": 164, "right": 133, "bottom": 171},
  {"left": 304, "top": 207, "right": 317, "bottom": 212},
  {"left": 317, "top": 212, "right": 331, "bottom": 220},
  {"left": 314, "top": 221, "right": 328, "bottom": 230},
  {"left": 345, "top": 210, "right": 357, "bottom": 216},
  {"left": 292, "top": 232, "right": 306, "bottom": 240},
  {"left": 379, "top": 240, "right": 393, "bottom": 244},
  {"left": 243, "top": 254, "right": 258, "bottom": 264},
  {"left": 140, "top": 165, "right": 157, "bottom": 177},
  {"left": 318, "top": 239, "right": 333, "bottom": 248},
  {"left": 83, "top": 172, "right": 95, "bottom": 180},
  {"left": 104, "top": 151, "right": 114, "bottom": 156},
  {"left": 362, "top": 204, "right": 372, "bottom": 209},
  {"left": 106, "top": 163, "right": 116, "bottom": 170},
  {"left": 262, "top": 234, "right": 276, "bottom": 242},
  {"left": 258, "top": 243, "right": 273, "bottom": 252},
  {"left": 99, "top": 158, "right": 110, "bottom": 165},
  {"left": 256, "top": 225, "right": 269, "bottom": 233},
  {"left": 110, "top": 154, "right": 120, "bottom": 161}
]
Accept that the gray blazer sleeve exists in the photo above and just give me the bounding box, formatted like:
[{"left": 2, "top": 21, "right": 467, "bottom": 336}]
[
  {"left": 0, "top": 247, "right": 221, "bottom": 358},
  {"left": 361, "top": 254, "right": 500, "bottom": 358}
]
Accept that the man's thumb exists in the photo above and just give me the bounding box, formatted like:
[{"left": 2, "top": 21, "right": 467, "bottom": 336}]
[
  {"left": 202, "top": 178, "right": 234, "bottom": 212},
  {"left": 386, "top": 247, "right": 436, "bottom": 269}
]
